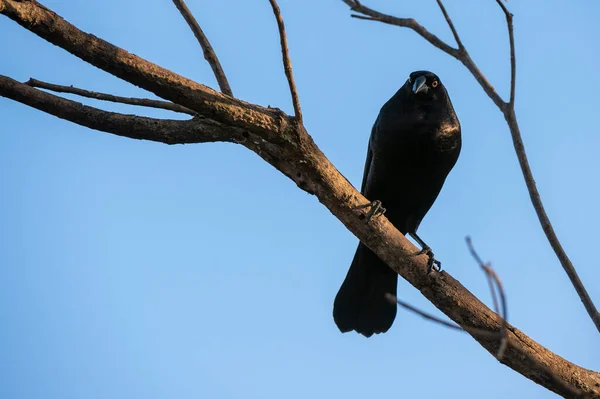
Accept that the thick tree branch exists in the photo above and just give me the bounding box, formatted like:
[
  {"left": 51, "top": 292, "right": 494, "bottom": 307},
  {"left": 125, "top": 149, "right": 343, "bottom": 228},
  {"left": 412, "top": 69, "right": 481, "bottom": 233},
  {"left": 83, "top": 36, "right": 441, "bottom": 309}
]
[
  {"left": 1, "top": 1, "right": 599, "bottom": 396},
  {"left": 26, "top": 78, "right": 196, "bottom": 115},
  {"left": 268, "top": 0, "right": 303, "bottom": 123},
  {"left": 171, "top": 0, "right": 233, "bottom": 96},
  {"left": 0, "top": 74, "right": 239, "bottom": 144},
  {"left": 343, "top": 0, "right": 600, "bottom": 335},
  {"left": 0, "top": 0, "right": 277, "bottom": 134}
]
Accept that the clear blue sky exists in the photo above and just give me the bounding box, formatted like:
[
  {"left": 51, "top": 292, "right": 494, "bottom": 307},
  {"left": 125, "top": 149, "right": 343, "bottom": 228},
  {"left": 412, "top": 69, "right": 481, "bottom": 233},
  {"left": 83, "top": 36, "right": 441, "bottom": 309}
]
[{"left": 1, "top": 0, "right": 599, "bottom": 398}]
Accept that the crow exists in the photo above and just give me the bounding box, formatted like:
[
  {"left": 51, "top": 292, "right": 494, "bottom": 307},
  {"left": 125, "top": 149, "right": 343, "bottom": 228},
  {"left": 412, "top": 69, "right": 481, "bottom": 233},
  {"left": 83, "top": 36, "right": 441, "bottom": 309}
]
[{"left": 333, "top": 70, "right": 462, "bottom": 337}]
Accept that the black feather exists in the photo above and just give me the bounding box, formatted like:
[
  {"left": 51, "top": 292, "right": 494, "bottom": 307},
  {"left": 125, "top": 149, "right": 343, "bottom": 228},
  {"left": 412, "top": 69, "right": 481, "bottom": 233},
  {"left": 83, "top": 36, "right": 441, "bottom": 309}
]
[{"left": 333, "top": 71, "right": 462, "bottom": 337}]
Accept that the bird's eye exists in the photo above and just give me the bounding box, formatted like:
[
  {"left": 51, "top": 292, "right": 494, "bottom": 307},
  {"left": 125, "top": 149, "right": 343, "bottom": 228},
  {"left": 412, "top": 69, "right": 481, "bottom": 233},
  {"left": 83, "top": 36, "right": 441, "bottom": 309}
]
[{"left": 432, "top": 80, "right": 439, "bottom": 88}]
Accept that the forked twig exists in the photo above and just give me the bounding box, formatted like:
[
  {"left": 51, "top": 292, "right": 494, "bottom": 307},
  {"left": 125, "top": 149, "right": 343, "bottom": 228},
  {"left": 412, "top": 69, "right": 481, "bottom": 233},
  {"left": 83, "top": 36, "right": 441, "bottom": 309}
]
[
  {"left": 26, "top": 78, "right": 196, "bottom": 115},
  {"left": 434, "top": 0, "right": 464, "bottom": 50},
  {"left": 343, "top": 0, "right": 600, "bottom": 334},
  {"left": 494, "top": 0, "right": 516, "bottom": 106},
  {"left": 465, "top": 237, "right": 584, "bottom": 398},
  {"left": 171, "top": 0, "right": 233, "bottom": 96},
  {"left": 2, "top": 75, "right": 226, "bottom": 144},
  {"left": 466, "top": 237, "right": 508, "bottom": 359},
  {"left": 268, "top": 0, "right": 303, "bottom": 123}
]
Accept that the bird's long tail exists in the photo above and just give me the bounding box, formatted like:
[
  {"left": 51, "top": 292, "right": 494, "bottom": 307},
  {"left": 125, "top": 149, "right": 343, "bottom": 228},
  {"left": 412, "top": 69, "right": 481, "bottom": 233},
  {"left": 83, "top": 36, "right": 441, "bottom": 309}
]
[{"left": 333, "top": 242, "right": 398, "bottom": 337}]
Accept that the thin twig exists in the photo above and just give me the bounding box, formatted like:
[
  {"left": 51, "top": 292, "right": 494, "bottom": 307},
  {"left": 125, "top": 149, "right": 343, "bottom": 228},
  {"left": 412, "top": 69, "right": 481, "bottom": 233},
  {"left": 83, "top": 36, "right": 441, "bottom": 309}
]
[
  {"left": 343, "top": 1, "right": 504, "bottom": 108},
  {"left": 485, "top": 266, "right": 508, "bottom": 358},
  {"left": 500, "top": 0, "right": 600, "bottom": 333},
  {"left": 484, "top": 266, "right": 501, "bottom": 316},
  {"left": 350, "top": 14, "right": 379, "bottom": 22},
  {"left": 2, "top": 75, "right": 233, "bottom": 144},
  {"left": 25, "top": 78, "right": 196, "bottom": 115},
  {"left": 385, "top": 294, "right": 503, "bottom": 339},
  {"left": 386, "top": 293, "right": 464, "bottom": 331},
  {"left": 466, "top": 236, "right": 508, "bottom": 359},
  {"left": 494, "top": 0, "right": 600, "bottom": 333},
  {"left": 495, "top": 0, "right": 516, "bottom": 106},
  {"left": 464, "top": 235, "right": 500, "bottom": 313},
  {"left": 434, "top": 0, "right": 464, "bottom": 50},
  {"left": 504, "top": 108, "right": 600, "bottom": 333},
  {"left": 171, "top": 0, "right": 233, "bottom": 96},
  {"left": 268, "top": 0, "right": 303, "bottom": 123},
  {"left": 465, "top": 237, "right": 583, "bottom": 397},
  {"left": 345, "top": 1, "right": 460, "bottom": 58},
  {"left": 344, "top": 0, "right": 600, "bottom": 334}
]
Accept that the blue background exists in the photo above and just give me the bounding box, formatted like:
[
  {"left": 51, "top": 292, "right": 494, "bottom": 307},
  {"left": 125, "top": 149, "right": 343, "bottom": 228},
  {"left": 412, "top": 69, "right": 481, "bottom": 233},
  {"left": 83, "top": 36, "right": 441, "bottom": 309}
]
[{"left": 1, "top": 0, "right": 599, "bottom": 398}]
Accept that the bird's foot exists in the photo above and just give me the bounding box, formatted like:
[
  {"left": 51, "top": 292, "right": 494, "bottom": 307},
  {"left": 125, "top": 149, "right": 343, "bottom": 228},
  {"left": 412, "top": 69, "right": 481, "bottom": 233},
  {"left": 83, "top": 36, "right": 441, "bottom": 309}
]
[
  {"left": 354, "top": 200, "right": 386, "bottom": 223},
  {"left": 412, "top": 246, "right": 442, "bottom": 274}
]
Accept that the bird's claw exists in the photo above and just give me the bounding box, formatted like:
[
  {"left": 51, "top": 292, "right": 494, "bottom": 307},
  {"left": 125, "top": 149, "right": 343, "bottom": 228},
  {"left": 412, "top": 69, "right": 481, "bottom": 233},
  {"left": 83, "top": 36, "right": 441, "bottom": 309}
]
[
  {"left": 354, "top": 200, "right": 386, "bottom": 223},
  {"left": 412, "top": 246, "right": 442, "bottom": 274}
]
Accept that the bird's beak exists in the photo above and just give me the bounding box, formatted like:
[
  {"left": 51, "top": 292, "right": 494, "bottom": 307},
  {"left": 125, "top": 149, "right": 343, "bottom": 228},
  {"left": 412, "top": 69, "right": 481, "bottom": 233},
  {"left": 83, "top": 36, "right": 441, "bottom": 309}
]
[{"left": 412, "top": 75, "right": 428, "bottom": 94}]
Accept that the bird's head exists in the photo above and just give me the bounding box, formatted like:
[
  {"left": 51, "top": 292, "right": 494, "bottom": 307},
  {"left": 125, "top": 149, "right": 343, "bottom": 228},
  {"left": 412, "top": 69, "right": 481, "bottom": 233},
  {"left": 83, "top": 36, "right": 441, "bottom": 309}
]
[{"left": 406, "top": 70, "right": 445, "bottom": 103}]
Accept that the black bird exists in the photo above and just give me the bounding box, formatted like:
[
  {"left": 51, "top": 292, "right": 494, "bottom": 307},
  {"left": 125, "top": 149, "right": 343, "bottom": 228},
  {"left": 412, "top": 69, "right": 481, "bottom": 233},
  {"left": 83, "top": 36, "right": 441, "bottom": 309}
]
[{"left": 333, "top": 70, "right": 461, "bottom": 337}]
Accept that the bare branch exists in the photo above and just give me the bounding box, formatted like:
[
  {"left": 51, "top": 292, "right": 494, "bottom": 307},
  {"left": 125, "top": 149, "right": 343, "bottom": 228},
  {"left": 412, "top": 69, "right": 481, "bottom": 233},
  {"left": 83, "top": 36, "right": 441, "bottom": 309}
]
[
  {"left": 343, "top": 0, "right": 460, "bottom": 57},
  {"left": 386, "top": 293, "right": 465, "bottom": 332},
  {"left": 484, "top": 266, "right": 501, "bottom": 321},
  {"left": 494, "top": 0, "right": 600, "bottom": 333},
  {"left": 0, "top": 0, "right": 276, "bottom": 132},
  {"left": 268, "top": 0, "right": 303, "bottom": 123},
  {"left": 386, "top": 293, "right": 503, "bottom": 339},
  {"left": 171, "top": 0, "right": 233, "bottom": 97},
  {"left": 486, "top": 267, "right": 508, "bottom": 358},
  {"left": 343, "top": 1, "right": 505, "bottom": 110},
  {"left": 466, "top": 237, "right": 508, "bottom": 359},
  {"left": 25, "top": 78, "right": 196, "bottom": 115},
  {"left": 495, "top": 0, "right": 516, "bottom": 106},
  {"left": 350, "top": 14, "right": 379, "bottom": 22},
  {"left": 466, "top": 237, "right": 585, "bottom": 398},
  {"left": 343, "top": 0, "right": 600, "bottom": 334},
  {"left": 504, "top": 108, "right": 600, "bottom": 333},
  {"left": 434, "top": 0, "right": 464, "bottom": 50},
  {"left": 0, "top": 74, "right": 238, "bottom": 144}
]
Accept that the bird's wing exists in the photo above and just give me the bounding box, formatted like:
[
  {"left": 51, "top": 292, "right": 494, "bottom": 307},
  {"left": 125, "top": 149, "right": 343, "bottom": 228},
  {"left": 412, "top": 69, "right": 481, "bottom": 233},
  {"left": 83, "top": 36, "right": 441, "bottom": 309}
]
[{"left": 360, "top": 123, "right": 376, "bottom": 194}]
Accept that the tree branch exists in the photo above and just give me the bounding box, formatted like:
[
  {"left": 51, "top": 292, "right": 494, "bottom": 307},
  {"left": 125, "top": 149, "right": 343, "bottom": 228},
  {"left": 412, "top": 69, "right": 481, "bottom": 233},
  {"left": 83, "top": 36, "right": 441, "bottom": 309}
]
[
  {"left": 0, "top": 0, "right": 277, "bottom": 133},
  {"left": 2, "top": 1, "right": 599, "bottom": 396},
  {"left": 386, "top": 293, "right": 468, "bottom": 332},
  {"left": 386, "top": 293, "right": 506, "bottom": 339},
  {"left": 504, "top": 107, "right": 600, "bottom": 333},
  {"left": 495, "top": 0, "right": 516, "bottom": 106},
  {"left": 0, "top": 74, "right": 239, "bottom": 144},
  {"left": 342, "top": 0, "right": 460, "bottom": 57},
  {"left": 268, "top": 0, "right": 303, "bottom": 123},
  {"left": 466, "top": 237, "right": 509, "bottom": 359},
  {"left": 343, "top": 0, "right": 505, "bottom": 109},
  {"left": 342, "top": 0, "right": 600, "bottom": 335},
  {"left": 434, "top": 0, "right": 464, "bottom": 50},
  {"left": 466, "top": 237, "right": 586, "bottom": 398},
  {"left": 25, "top": 78, "right": 196, "bottom": 115},
  {"left": 171, "top": 0, "right": 233, "bottom": 96}
]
